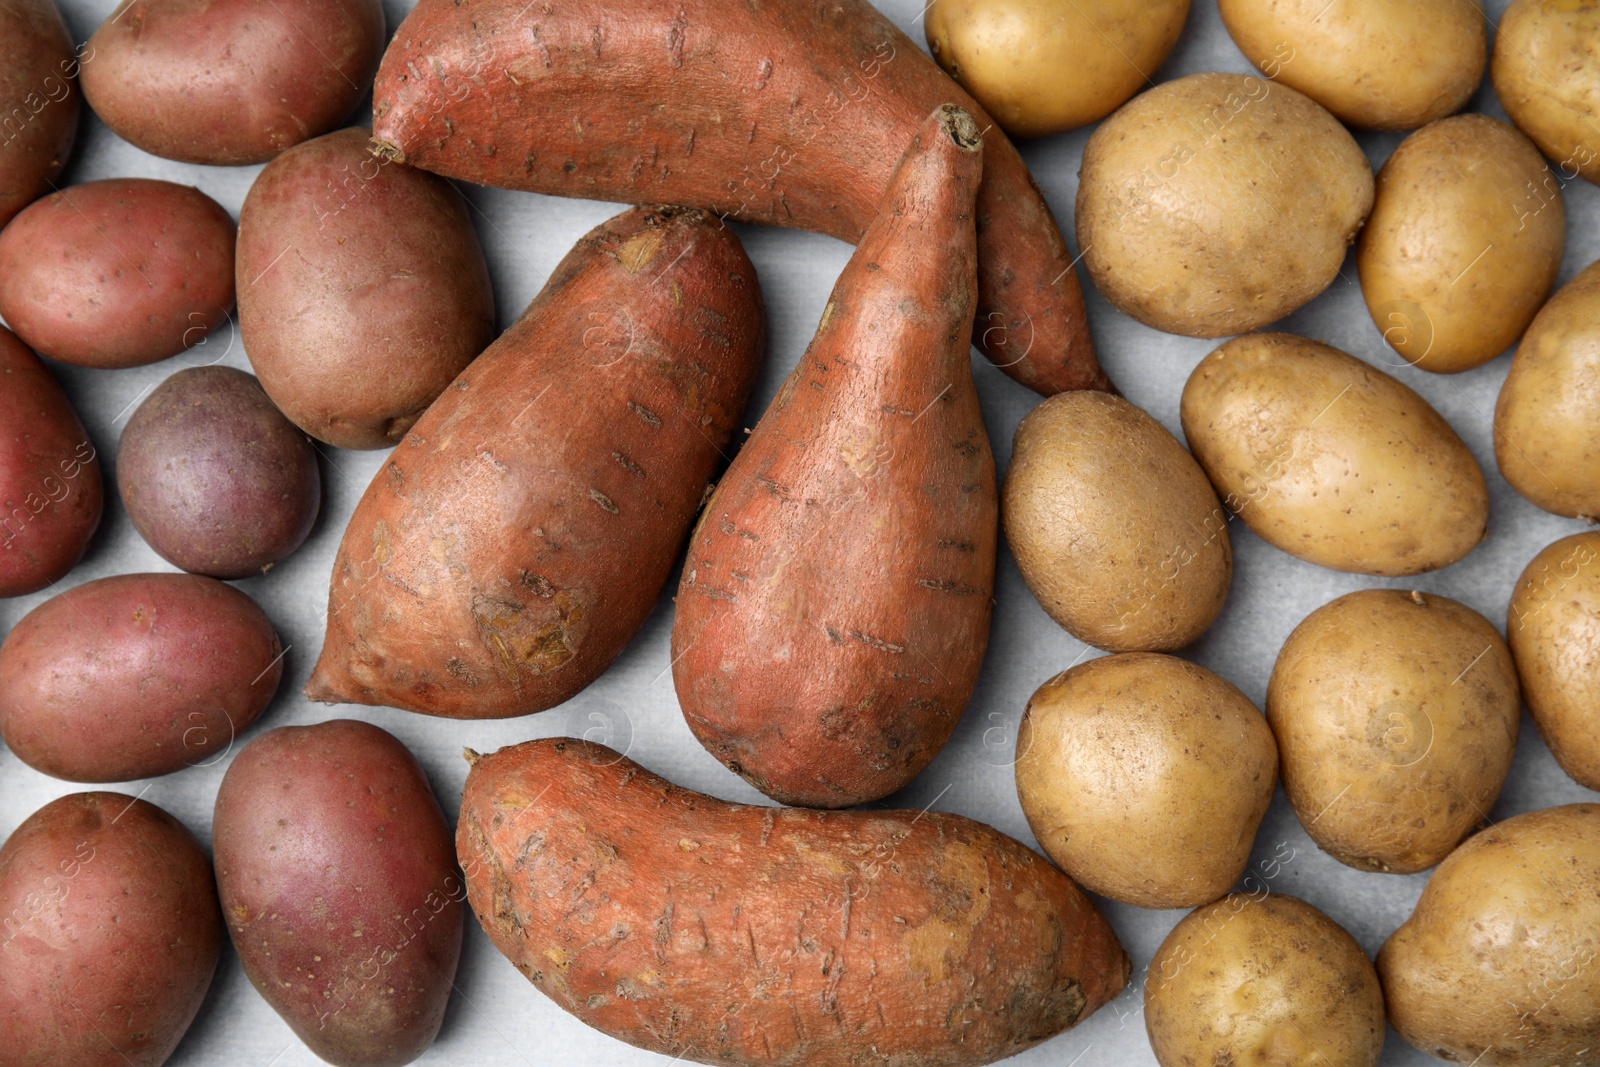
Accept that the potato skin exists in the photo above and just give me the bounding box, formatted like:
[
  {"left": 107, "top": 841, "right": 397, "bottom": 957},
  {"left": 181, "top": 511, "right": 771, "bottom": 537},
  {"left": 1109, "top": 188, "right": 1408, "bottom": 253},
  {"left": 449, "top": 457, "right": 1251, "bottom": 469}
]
[
  {"left": 1495, "top": 258, "right": 1600, "bottom": 519},
  {"left": 0, "top": 178, "right": 236, "bottom": 368},
  {"left": 81, "top": 0, "right": 385, "bottom": 166},
  {"left": 1267, "top": 590, "right": 1520, "bottom": 874},
  {"left": 1002, "top": 392, "right": 1230, "bottom": 652},
  {"left": 1181, "top": 333, "right": 1489, "bottom": 576},
  {"left": 925, "top": 0, "right": 1190, "bottom": 137},
  {"left": 1077, "top": 73, "right": 1373, "bottom": 338},
  {"left": 1015, "top": 654, "right": 1277, "bottom": 909},
  {"left": 239, "top": 128, "right": 496, "bottom": 450},
  {"left": 0, "top": 327, "right": 101, "bottom": 598},
  {"left": 1219, "top": 0, "right": 1485, "bottom": 130},
  {"left": 1492, "top": 0, "right": 1600, "bottom": 185},
  {"left": 118, "top": 366, "right": 321, "bottom": 579},
  {"left": 0, "top": 573, "right": 282, "bottom": 782},
  {"left": 1147, "top": 893, "right": 1385, "bottom": 1067},
  {"left": 1508, "top": 532, "right": 1600, "bottom": 791},
  {"left": 458, "top": 737, "right": 1130, "bottom": 1067},
  {"left": 0, "top": 0, "right": 79, "bottom": 229},
  {"left": 307, "top": 206, "right": 765, "bottom": 718},
  {"left": 214, "top": 720, "right": 462, "bottom": 1067},
  {"left": 0, "top": 792, "right": 223, "bottom": 1067},
  {"left": 1378, "top": 804, "right": 1600, "bottom": 1067}
]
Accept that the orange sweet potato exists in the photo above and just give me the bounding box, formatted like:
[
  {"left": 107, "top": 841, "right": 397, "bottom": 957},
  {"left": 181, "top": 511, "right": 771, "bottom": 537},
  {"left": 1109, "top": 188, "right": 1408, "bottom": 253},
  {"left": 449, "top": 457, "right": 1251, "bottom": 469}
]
[
  {"left": 670, "top": 105, "right": 997, "bottom": 807},
  {"left": 306, "top": 206, "right": 765, "bottom": 718},
  {"left": 371, "top": 0, "right": 1108, "bottom": 396},
  {"left": 457, "top": 737, "right": 1130, "bottom": 1067}
]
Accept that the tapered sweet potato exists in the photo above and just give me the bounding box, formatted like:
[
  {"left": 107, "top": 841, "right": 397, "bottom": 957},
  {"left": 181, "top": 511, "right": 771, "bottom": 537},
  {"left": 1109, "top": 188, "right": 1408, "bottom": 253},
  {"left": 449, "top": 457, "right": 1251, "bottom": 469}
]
[
  {"left": 671, "top": 105, "right": 997, "bottom": 807},
  {"left": 372, "top": 0, "right": 1107, "bottom": 396},
  {"left": 306, "top": 206, "right": 765, "bottom": 718},
  {"left": 458, "top": 738, "right": 1130, "bottom": 1067}
]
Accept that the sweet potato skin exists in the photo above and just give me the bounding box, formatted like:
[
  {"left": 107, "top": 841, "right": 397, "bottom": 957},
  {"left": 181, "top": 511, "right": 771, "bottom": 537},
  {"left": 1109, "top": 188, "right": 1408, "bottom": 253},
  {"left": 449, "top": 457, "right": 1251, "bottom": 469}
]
[
  {"left": 458, "top": 738, "right": 1130, "bottom": 1067},
  {"left": 0, "top": 0, "right": 79, "bottom": 229},
  {"left": 306, "top": 206, "right": 765, "bottom": 718},
  {"left": 372, "top": 0, "right": 1107, "bottom": 396},
  {"left": 671, "top": 107, "right": 997, "bottom": 807}
]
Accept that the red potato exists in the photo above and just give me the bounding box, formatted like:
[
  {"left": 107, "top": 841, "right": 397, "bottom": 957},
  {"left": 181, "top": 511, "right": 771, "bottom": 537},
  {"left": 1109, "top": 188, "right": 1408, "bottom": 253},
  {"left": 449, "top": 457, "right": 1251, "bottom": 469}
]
[
  {"left": 0, "top": 326, "right": 101, "bottom": 598},
  {"left": 238, "top": 128, "right": 497, "bottom": 450},
  {"left": 0, "top": 573, "right": 283, "bottom": 783},
  {"left": 671, "top": 106, "right": 997, "bottom": 808},
  {"left": 0, "top": 792, "right": 223, "bottom": 1067},
  {"left": 214, "top": 720, "right": 462, "bottom": 1067},
  {"left": 0, "top": 178, "right": 236, "bottom": 369},
  {"left": 372, "top": 0, "right": 1108, "bottom": 396},
  {"left": 458, "top": 738, "right": 1130, "bottom": 1067},
  {"left": 0, "top": 0, "right": 79, "bottom": 228},
  {"left": 306, "top": 206, "right": 765, "bottom": 718},
  {"left": 80, "top": 0, "right": 386, "bottom": 166}
]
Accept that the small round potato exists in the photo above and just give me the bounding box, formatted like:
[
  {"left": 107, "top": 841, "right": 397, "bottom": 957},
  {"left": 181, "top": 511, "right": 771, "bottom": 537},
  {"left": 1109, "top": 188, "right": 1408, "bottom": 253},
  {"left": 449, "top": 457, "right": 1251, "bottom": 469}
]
[
  {"left": 1218, "top": 0, "right": 1485, "bottom": 131},
  {"left": 118, "top": 366, "right": 321, "bottom": 578},
  {"left": 1147, "top": 893, "right": 1385, "bottom": 1067},
  {"left": 239, "top": 128, "right": 497, "bottom": 449},
  {"left": 0, "top": 0, "right": 79, "bottom": 229},
  {"left": 1495, "top": 258, "right": 1600, "bottom": 519},
  {"left": 1015, "top": 653, "right": 1277, "bottom": 909},
  {"left": 1508, "top": 532, "right": 1600, "bottom": 791},
  {"left": 1268, "top": 590, "right": 1520, "bottom": 874},
  {"left": 0, "top": 178, "right": 236, "bottom": 368},
  {"left": 1379, "top": 804, "right": 1600, "bottom": 1066},
  {"left": 1359, "top": 115, "right": 1565, "bottom": 373},
  {"left": 81, "top": 0, "right": 385, "bottom": 166},
  {"left": 1077, "top": 73, "right": 1373, "bottom": 338},
  {"left": 1492, "top": 0, "right": 1600, "bottom": 185},
  {"left": 924, "top": 0, "right": 1191, "bottom": 137},
  {"left": 1181, "top": 333, "right": 1489, "bottom": 576},
  {"left": 1002, "top": 392, "right": 1231, "bottom": 652}
]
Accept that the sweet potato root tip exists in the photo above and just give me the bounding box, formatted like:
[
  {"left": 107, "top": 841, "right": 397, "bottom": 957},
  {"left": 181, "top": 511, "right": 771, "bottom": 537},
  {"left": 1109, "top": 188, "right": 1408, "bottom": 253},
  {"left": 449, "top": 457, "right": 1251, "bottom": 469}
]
[
  {"left": 941, "top": 104, "right": 984, "bottom": 150},
  {"left": 371, "top": 138, "right": 405, "bottom": 165}
]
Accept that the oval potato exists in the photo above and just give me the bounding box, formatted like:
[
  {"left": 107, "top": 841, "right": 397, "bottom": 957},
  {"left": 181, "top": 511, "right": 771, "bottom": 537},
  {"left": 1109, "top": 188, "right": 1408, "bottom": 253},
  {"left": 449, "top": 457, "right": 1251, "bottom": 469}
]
[
  {"left": 1492, "top": 0, "right": 1600, "bottom": 185},
  {"left": 0, "top": 0, "right": 79, "bottom": 228},
  {"left": 1181, "top": 332, "right": 1489, "bottom": 575},
  {"left": 1359, "top": 115, "right": 1564, "bottom": 373}
]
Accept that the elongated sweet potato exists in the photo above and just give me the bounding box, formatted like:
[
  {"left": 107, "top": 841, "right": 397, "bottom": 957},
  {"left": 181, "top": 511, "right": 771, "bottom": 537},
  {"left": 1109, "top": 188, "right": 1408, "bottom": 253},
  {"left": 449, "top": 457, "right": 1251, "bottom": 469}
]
[
  {"left": 372, "top": 0, "right": 1107, "bottom": 396},
  {"left": 458, "top": 738, "right": 1130, "bottom": 1067},
  {"left": 306, "top": 206, "right": 765, "bottom": 718},
  {"left": 671, "top": 105, "right": 997, "bottom": 807}
]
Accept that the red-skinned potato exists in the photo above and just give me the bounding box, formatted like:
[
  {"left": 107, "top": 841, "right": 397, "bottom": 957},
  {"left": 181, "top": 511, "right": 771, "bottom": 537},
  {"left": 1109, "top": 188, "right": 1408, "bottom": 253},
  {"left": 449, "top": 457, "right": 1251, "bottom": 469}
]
[
  {"left": 672, "top": 106, "right": 996, "bottom": 808},
  {"left": 372, "top": 0, "right": 1108, "bottom": 396},
  {"left": 458, "top": 738, "right": 1130, "bottom": 1067},
  {"left": 0, "top": 573, "right": 283, "bottom": 782},
  {"left": 306, "top": 206, "right": 765, "bottom": 718},
  {"left": 214, "top": 720, "right": 462, "bottom": 1067},
  {"left": 0, "top": 0, "right": 79, "bottom": 228},
  {"left": 80, "top": 0, "right": 385, "bottom": 166},
  {"left": 0, "top": 178, "right": 236, "bottom": 368},
  {"left": 0, "top": 325, "right": 101, "bottom": 598},
  {"left": 239, "top": 128, "right": 496, "bottom": 449},
  {"left": 0, "top": 792, "right": 223, "bottom": 1067}
]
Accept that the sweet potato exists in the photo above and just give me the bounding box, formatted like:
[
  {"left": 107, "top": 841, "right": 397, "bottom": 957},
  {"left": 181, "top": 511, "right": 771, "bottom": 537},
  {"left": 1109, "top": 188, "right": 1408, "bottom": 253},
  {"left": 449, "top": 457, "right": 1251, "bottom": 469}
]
[
  {"left": 457, "top": 737, "right": 1130, "bottom": 1067},
  {"left": 371, "top": 0, "right": 1107, "bottom": 396},
  {"left": 0, "top": 0, "right": 79, "bottom": 229},
  {"left": 306, "top": 206, "right": 765, "bottom": 718},
  {"left": 671, "top": 105, "right": 997, "bottom": 807}
]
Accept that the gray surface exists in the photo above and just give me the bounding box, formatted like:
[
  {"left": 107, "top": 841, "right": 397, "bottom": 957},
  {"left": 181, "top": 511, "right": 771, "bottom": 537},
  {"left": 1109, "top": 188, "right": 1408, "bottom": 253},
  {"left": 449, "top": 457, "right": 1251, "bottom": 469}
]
[{"left": 3, "top": 0, "right": 1596, "bottom": 1064}]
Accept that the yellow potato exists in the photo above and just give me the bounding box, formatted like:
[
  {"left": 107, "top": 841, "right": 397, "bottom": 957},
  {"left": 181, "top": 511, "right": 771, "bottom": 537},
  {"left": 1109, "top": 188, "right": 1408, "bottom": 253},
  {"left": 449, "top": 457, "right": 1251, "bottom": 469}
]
[
  {"left": 1379, "top": 804, "right": 1600, "bottom": 1067},
  {"left": 1077, "top": 73, "right": 1373, "bottom": 338},
  {"left": 1002, "top": 392, "right": 1231, "bottom": 653},
  {"left": 1015, "top": 653, "right": 1277, "bottom": 909},
  {"left": 1495, "top": 257, "right": 1600, "bottom": 518},
  {"left": 1267, "top": 590, "right": 1520, "bottom": 874},
  {"left": 924, "top": 0, "right": 1190, "bottom": 137},
  {"left": 1508, "top": 531, "right": 1600, "bottom": 791},
  {"left": 1147, "top": 893, "right": 1385, "bottom": 1067},
  {"left": 1492, "top": 0, "right": 1600, "bottom": 184},
  {"left": 1359, "top": 115, "right": 1565, "bottom": 373},
  {"left": 1219, "top": 0, "right": 1485, "bottom": 130},
  {"left": 1181, "top": 333, "right": 1489, "bottom": 575}
]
